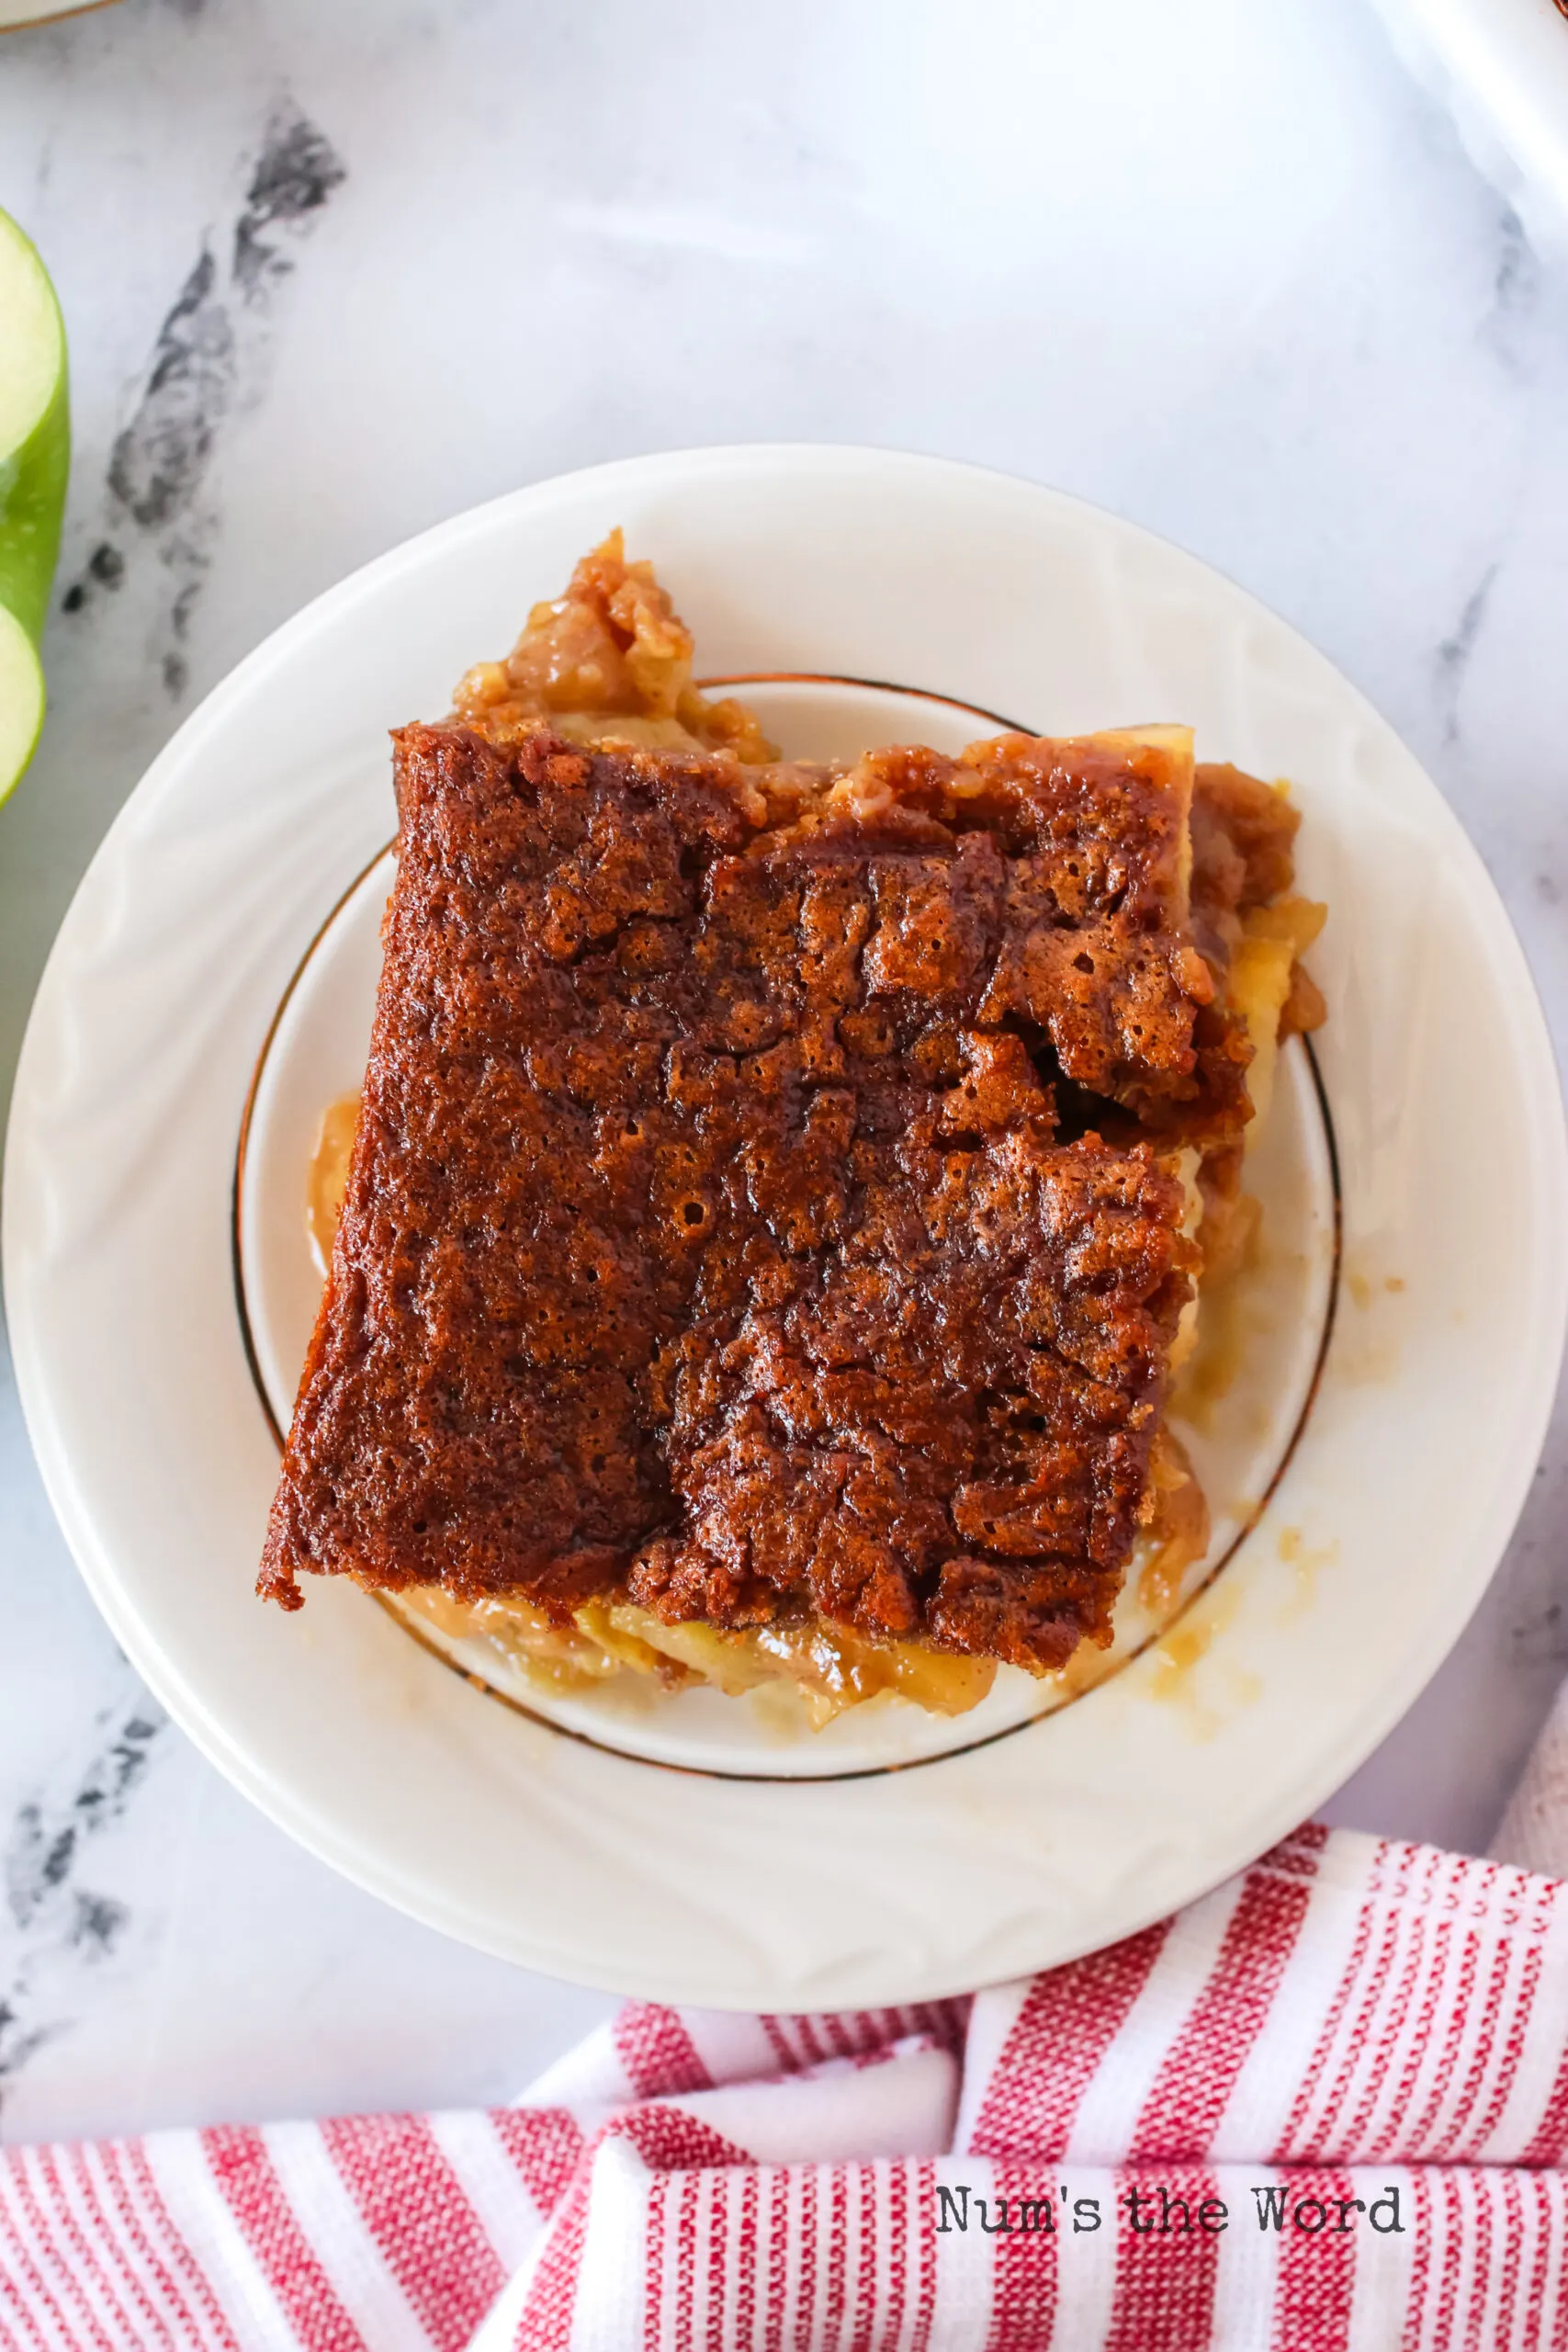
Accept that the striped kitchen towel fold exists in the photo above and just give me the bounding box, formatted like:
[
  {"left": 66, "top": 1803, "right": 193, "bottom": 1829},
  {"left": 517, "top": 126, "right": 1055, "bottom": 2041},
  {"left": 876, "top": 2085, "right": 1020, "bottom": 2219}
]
[{"left": 7, "top": 1820, "right": 1568, "bottom": 2347}]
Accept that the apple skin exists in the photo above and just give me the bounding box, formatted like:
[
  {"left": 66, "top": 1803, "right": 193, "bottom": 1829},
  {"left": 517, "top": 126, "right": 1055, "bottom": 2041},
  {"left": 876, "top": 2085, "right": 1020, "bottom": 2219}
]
[
  {"left": 0, "top": 207, "right": 71, "bottom": 803},
  {"left": 0, "top": 362, "right": 70, "bottom": 646}
]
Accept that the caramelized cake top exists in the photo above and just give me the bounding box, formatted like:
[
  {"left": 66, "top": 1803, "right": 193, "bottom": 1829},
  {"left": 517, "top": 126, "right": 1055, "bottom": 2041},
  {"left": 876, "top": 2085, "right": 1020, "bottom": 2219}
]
[{"left": 258, "top": 718, "right": 1269, "bottom": 1672}]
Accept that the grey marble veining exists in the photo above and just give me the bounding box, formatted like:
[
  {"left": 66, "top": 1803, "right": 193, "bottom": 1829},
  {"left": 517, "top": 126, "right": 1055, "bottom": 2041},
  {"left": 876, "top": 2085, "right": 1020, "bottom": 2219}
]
[
  {"left": 59, "top": 102, "right": 346, "bottom": 702},
  {"left": 1, "top": 0, "right": 1566, "bottom": 2143}
]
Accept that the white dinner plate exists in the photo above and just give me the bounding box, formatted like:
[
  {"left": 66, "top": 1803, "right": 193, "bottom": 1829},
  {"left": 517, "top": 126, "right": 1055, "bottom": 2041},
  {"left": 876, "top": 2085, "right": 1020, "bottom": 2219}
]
[{"left": 6, "top": 446, "right": 1564, "bottom": 2005}]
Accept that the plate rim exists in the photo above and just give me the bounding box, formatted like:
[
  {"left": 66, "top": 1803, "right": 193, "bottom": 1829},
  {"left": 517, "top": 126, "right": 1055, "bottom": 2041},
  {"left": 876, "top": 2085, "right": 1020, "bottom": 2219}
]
[{"left": 228, "top": 682, "right": 1346, "bottom": 1789}]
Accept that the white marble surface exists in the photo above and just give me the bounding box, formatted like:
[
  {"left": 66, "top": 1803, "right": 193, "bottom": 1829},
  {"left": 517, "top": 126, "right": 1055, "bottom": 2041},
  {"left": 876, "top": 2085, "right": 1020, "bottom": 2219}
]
[{"left": 1, "top": 0, "right": 1567, "bottom": 2145}]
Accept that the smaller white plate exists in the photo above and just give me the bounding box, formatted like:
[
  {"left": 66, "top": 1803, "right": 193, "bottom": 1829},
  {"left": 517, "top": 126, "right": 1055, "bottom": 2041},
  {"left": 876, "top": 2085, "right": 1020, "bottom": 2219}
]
[{"left": 235, "top": 675, "right": 1339, "bottom": 1781}]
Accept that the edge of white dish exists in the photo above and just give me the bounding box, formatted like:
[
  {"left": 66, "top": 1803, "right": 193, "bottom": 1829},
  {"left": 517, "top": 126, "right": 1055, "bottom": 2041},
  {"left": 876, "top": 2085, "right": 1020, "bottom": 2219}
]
[{"left": 6, "top": 445, "right": 1564, "bottom": 2004}]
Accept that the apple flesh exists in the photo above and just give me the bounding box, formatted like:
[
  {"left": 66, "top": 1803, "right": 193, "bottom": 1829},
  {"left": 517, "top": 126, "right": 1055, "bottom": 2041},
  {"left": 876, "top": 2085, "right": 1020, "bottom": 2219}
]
[{"left": 0, "top": 206, "right": 70, "bottom": 804}]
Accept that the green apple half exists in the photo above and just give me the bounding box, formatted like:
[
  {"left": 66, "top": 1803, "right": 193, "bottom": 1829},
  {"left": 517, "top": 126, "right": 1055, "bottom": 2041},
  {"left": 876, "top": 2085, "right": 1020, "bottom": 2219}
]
[{"left": 0, "top": 207, "right": 70, "bottom": 805}]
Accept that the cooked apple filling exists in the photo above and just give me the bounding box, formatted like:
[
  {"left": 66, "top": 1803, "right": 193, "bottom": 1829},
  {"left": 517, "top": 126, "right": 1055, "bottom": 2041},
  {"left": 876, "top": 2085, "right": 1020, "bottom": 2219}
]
[{"left": 275, "top": 534, "right": 1325, "bottom": 1727}]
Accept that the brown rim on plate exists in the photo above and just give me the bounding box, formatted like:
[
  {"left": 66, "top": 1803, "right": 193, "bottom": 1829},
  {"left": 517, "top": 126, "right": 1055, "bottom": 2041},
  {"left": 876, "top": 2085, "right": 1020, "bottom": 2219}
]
[
  {"left": 231, "top": 673, "right": 1344, "bottom": 1783},
  {"left": 1, "top": 0, "right": 120, "bottom": 30}
]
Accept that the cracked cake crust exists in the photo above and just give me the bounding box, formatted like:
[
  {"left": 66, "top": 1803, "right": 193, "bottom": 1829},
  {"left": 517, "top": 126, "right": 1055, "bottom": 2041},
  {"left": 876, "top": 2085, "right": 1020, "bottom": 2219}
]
[{"left": 258, "top": 718, "right": 1252, "bottom": 1672}]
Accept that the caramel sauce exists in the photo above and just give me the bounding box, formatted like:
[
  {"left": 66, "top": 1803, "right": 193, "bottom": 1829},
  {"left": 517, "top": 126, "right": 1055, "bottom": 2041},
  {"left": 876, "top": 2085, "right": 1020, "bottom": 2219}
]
[
  {"left": 1275, "top": 1524, "right": 1338, "bottom": 1624},
  {"left": 389, "top": 1585, "right": 998, "bottom": 1726},
  {"left": 1347, "top": 1264, "right": 1406, "bottom": 1311},
  {"left": 1336, "top": 1255, "right": 1406, "bottom": 1386},
  {"left": 306, "top": 1092, "right": 362, "bottom": 1278},
  {"left": 392, "top": 1584, "right": 637, "bottom": 1693},
  {"left": 1146, "top": 1577, "right": 1256, "bottom": 1738},
  {"left": 1136, "top": 1430, "right": 1212, "bottom": 1615},
  {"left": 1169, "top": 1248, "right": 1259, "bottom": 1432},
  {"left": 595, "top": 1601, "right": 998, "bottom": 1728}
]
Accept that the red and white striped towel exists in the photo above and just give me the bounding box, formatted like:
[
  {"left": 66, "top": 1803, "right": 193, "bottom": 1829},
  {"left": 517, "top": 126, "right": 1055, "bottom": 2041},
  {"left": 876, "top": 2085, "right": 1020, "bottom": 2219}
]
[{"left": 8, "top": 1819, "right": 1568, "bottom": 2346}]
